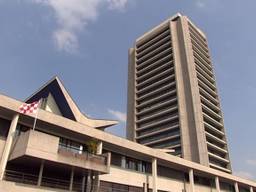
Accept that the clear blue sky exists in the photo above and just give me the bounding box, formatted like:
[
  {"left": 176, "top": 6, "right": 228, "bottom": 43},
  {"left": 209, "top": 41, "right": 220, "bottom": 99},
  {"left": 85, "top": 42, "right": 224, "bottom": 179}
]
[{"left": 0, "top": 0, "right": 256, "bottom": 180}]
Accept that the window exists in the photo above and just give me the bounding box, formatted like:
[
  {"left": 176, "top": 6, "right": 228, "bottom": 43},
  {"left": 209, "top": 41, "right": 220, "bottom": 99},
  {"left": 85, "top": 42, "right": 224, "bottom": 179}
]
[
  {"left": 15, "top": 124, "right": 30, "bottom": 136},
  {"left": 0, "top": 118, "right": 11, "bottom": 138},
  {"left": 123, "top": 156, "right": 148, "bottom": 173},
  {"left": 59, "top": 137, "right": 88, "bottom": 154},
  {"left": 100, "top": 181, "right": 144, "bottom": 192}
]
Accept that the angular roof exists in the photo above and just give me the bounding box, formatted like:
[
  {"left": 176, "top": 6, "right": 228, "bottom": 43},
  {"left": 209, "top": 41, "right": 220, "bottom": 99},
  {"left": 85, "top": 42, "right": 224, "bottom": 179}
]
[{"left": 25, "top": 76, "right": 118, "bottom": 129}]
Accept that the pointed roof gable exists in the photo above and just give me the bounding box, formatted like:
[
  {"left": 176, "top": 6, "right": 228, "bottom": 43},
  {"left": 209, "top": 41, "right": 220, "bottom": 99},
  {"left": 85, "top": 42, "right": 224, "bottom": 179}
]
[{"left": 25, "top": 76, "right": 118, "bottom": 129}]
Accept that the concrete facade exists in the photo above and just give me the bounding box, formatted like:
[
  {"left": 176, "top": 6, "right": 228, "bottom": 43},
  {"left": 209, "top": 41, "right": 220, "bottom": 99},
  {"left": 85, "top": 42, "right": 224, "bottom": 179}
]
[
  {"left": 126, "top": 13, "right": 232, "bottom": 173},
  {"left": 0, "top": 79, "right": 255, "bottom": 191}
]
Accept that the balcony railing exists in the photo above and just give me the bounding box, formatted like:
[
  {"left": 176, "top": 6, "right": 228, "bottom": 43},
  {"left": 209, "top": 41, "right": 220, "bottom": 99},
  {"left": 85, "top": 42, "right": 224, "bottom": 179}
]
[
  {"left": 4, "top": 170, "right": 38, "bottom": 186},
  {"left": 4, "top": 169, "right": 82, "bottom": 191},
  {"left": 4, "top": 170, "right": 144, "bottom": 192},
  {"left": 58, "top": 144, "right": 107, "bottom": 166}
]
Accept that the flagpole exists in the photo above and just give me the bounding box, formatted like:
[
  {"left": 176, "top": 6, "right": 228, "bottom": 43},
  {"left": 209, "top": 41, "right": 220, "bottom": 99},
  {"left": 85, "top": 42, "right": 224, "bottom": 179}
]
[{"left": 32, "top": 99, "right": 42, "bottom": 131}]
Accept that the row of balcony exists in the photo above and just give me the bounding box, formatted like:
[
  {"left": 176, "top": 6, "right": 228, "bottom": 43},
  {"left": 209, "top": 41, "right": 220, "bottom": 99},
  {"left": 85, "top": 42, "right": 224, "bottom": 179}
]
[
  {"left": 136, "top": 74, "right": 175, "bottom": 96},
  {"left": 5, "top": 169, "right": 84, "bottom": 191},
  {"left": 137, "top": 124, "right": 180, "bottom": 144},
  {"left": 136, "top": 41, "right": 172, "bottom": 64},
  {"left": 188, "top": 23, "right": 208, "bottom": 48},
  {"left": 142, "top": 133, "right": 180, "bottom": 146},
  {"left": 136, "top": 26, "right": 170, "bottom": 51},
  {"left": 9, "top": 130, "right": 110, "bottom": 174},
  {"left": 209, "top": 163, "right": 231, "bottom": 173},
  {"left": 200, "top": 95, "right": 220, "bottom": 114},
  {"left": 191, "top": 39, "right": 211, "bottom": 68},
  {"left": 136, "top": 89, "right": 177, "bottom": 110},
  {"left": 147, "top": 138, "right": 181, "bottom": 156},
  {"left": 137, "top": 100, "right": 178, "bottom": 120},
  {"left": 136, "top": 82, "right": 176, "bottom": 102},
  {"left": 193, "top": 48, "right": 212, "bottom": 74},
  {"left": 136, "top": 34, "right": 171, "bottom": 59},
  {"left": 137, "top": 109, "right": 179, "bottom": 129},
  {"left": 136, "top": 67, "right": 174, "bottom": 89},
  {"left": 136, "top": 121, "right": 180, "bottom": 137},
  {"left": 136, "top": 47, "right": 173, "bottom": 70},
  {"left": 136, "top": 115, "right": 179, "bottom": 132},
  {"left": 137, "top": 110, "right": 179, "bottom": 131},
  {"left": 194, "top": 57, "right": 213, "bottom": 78},
  {"left": 136, "top": 123, "right": 180, "bottom": 140},
  {"left": 136, "top": 54, "right": 172, "bottom": 76},
  {"left": 195, "top": 64, "right": 214, "bottom": 84},
  {"left": 198, "top": 78, "right": 217, "bottom": 99},
  {"left": 190, "top": 33, "right": 209, "bottom": 58}
]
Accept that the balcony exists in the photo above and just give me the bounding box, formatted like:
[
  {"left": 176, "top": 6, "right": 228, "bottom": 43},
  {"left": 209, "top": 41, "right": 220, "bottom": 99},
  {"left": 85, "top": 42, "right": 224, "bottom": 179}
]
[
  {"left": 136, "top": 28, "right": 170, "bottom": 52},
  {"left": 136, "top": 35, "right": 171, "bottom": 58},
  {"left": 4, "top": 169, "right": 82, "bottom": 191},
  {"left": 9, "top": 130, "right": 110, "bottom": 174}
]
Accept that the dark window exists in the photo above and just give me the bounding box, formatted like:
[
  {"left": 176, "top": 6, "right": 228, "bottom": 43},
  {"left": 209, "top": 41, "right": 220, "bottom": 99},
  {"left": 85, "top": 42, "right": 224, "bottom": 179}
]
[
  {"left": 158, "top": 165, "right": 184, "bottom": 180},
  {"left": 15, "top": 124, "right": 30, "bottom": 136},
  {"left": 194, "top": 175, "right": 212, "bottom": 186},
  {"left": 100, "top": 181, "right": 144, "bottom": 192},
  {"left": 0, "top": 118, "right": 11, "bottom": 138},
  {"left": 106, "top": 151, "right": 150, "bottom": 173},
  {"left": 110, "top": 152, "right": 122, "bottom": 167},
  {"left": 220, "top": 181, "right": 235, "bottom": 192}
]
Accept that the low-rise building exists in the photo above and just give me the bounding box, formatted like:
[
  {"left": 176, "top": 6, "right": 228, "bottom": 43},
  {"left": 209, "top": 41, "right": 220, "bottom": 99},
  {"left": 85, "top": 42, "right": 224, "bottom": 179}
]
[{"left": 0, "top": 77, "right": 255, "bottom": 192}]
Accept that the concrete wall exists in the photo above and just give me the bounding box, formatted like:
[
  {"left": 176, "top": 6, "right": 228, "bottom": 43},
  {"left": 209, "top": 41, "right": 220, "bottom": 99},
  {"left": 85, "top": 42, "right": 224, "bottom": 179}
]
[
  {"left": 45, "top": 93, "right": 62, "bottom": 116},
  {"left": 126, "top": 48, "right": 136, "bottom": 141},
  {"left": 9, "top": 130, "right": 109, "bottom": 173},
  {"left": 100, "top": 166, "right": 185, "bottom": 192},
  {"left": 194, "top": 183, "right": 215, "bottom": 192},
  {"left": 100, "top": 166, "right": 236, "bottom": 192},
  {"left": 9, "top": 131, "right": 30, "bottom": 160}
]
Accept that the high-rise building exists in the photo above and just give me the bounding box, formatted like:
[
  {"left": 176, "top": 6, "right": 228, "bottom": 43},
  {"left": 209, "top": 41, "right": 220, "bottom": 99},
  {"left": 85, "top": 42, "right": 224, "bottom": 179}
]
[{"left": 126, "top": 13, "right": 232, "bottom": 173}]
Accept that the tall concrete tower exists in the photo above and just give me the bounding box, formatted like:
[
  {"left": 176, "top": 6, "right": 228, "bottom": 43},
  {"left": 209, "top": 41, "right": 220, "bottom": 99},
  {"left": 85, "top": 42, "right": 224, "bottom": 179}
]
[{"left": 126, "top": 13, "right": 232, "bottom": 173}]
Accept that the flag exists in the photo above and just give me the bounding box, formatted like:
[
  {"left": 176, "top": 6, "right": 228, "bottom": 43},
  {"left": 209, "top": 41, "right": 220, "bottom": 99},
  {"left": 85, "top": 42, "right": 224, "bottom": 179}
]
[{"left": 19, "top": 101, "right": 40, "bottom": 114}]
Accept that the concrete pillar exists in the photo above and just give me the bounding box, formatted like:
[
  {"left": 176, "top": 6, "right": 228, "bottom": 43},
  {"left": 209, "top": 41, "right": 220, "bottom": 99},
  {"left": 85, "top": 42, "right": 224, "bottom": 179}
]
[
  {"left": 143, "top": 183, "right": 147, "bottom": 192},
  {"left": 69, "top": 167, "right": 74, "bottom": 191},
  {"left": 96, "top": 141, "right": 102, "bottom": 155},
  {"left": 121, "top": 156, "right": 126, "bottom": 168},
  {"left": 86, "top": 171, "right": 92, "bottom": 192},
  {"left": 250, "top": 187, "right": 254, "bottom": 192},
  {"left": 215, "top": 176, "right": 221, "bottom": 192},
  {"left": 93, "top": 172, "right": 101, "bottom": 192},
  {"left": 106, "top": 152, "right": 111, "bottom": 170},
  {"left": 94, "top": 141, "right": 102, "bottom": 191},
  {"left": 189, "top": 169, "right": 195, "bottom": 192},
  {"left": 37, "top": 160, "right": 44, "bottom": 186},
  {"left": 82, "top": 174, "right": 86, "bottom": 192},
  {"left": 0, "top": 114, "right": 19, "bottom": 180},
  {"left": 234, "top": 182, "right": 239, "bottom": 192},
  {"left": 152, "top": 158, "right": 157, "bottom": 192}
]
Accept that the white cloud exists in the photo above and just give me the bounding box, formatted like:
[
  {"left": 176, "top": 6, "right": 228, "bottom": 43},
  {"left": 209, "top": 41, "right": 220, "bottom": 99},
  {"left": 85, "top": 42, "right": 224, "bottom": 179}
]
[
  {"left": 108, "top": 109, "right": 126, "bottom": 123},
  {"left": 234, "top": 159, "right": 256, "bottom": 180},
  {"left": 32, "top": 0, "right": 129, "bottom": 52},
  {"left": 107, "top": 0, "right": 128, "bottom": 11},
  {"left": 195, "top": 0, "right": 206, "bottom": 8},
  {"left": 247, "top": 159, "right": 256, "bottom": 166},
  {"left": 53, "top": 29, "right": 78, "bottom": 53},
  {"left": 234, "top": 171, "right": 254, "bottom": 180}
]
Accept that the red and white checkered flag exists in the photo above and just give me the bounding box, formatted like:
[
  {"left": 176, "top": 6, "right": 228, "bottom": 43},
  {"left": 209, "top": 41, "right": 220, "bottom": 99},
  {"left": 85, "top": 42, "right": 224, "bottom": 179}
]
[{"left": 19, "top": 101, "right": 40, "bottom": 114}]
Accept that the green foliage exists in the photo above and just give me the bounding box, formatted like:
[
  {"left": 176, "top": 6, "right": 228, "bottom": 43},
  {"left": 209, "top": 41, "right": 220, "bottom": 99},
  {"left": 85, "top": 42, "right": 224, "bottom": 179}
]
[{"left": 86, "top": 139, "right": 98, "bottom": 154}]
